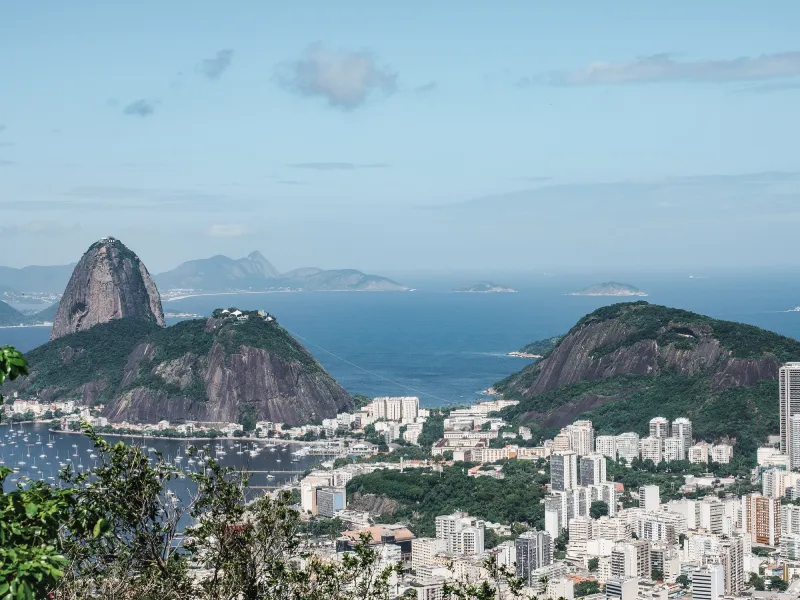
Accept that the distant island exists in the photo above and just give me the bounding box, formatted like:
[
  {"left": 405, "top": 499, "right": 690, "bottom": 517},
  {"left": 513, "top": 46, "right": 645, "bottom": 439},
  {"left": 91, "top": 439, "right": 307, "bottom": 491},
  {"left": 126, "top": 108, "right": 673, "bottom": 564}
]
[
  {"left": 569, "top": 281, "right": 647, "bottom": 297},
  {"left": 453, "top": 281, "right": 517, "bottom": 293}
]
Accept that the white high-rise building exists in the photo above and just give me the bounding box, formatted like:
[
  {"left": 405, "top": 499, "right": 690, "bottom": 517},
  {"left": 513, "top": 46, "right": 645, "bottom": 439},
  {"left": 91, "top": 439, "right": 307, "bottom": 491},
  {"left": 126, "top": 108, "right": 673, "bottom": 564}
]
[
  {"left": 589, "top": 483, "right": 618, "bottom": 517},
  {"left": 551, "top": 451, "right": 579, "bottom": 491},
  {"left": 692, "top": 564, "right": 724, "bottom": 600},
  {"left": 780, "top": 363, "right": 800, "bottom": 462},
  {"left": 615, "top": 432, "right": 640, "bottom": 464},
  {"left": 435, "top": 512, "right": 485, "bottom": 555},
  {"left": 672, "top": 418, "right": 693, "bottom": 453},
  {"left": 689, "top": 442, "right": 710, "bottom": 464},
  {"left": 791, "top": 414, "right": 800, "bottom": 471},
  {"left": 515, "top": 530, "right": 553, "bottom": 586},
  {"left": 411, "top": 538, "right": 447, "bottom": 570},
  {"left": 401, "top": 397, "right": 420, "bottom": 421},
  {"left": 639, "top": 436, "right": 663, "bottom": 464},
  {"left": 664, "top": 437, "right": 685, "bottom": 462},
  {"left": 649, "top": 417, "right": 670, "bottom": 439},
  {"left": 639, "top": 485, "right": 660, "bottom": 512},
  {"left": 566, "top": 420, "right": 595, "bottom": 456},
  {"left": 711, "top": 444, "right": 733, "bottom": 464},
  {"left": 580, "top": 454, "right": 607, "bottom": 486},
  {"left": 664, "top": 437, "right": 686, "bottom": 462},
  {"left": 596, "top": 435, "right": 617, "bottom": 461},
  {"left": 782, "top": 504, "right": 800, "bottom": 535}
]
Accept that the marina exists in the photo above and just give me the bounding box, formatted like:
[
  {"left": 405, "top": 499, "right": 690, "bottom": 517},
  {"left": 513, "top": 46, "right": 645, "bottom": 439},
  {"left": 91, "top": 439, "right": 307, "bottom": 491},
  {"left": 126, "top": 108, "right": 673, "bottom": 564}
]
[{"left": 0, "top": 422, "right": 326, "bottom": 494}]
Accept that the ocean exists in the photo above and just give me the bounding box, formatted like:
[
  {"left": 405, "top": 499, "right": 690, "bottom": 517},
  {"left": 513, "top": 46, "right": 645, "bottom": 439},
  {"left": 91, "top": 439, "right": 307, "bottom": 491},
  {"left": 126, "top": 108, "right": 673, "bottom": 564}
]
[{"left": 4, "top": 270, "right": 800, "bottom": 407}]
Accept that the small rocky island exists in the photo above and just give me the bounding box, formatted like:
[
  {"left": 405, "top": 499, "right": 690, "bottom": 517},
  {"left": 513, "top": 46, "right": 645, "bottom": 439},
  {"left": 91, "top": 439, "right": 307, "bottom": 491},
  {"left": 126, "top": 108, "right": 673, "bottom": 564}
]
[
  {"left": 570, "top": 281, "right": 647, "bottom": 297},
  {"left": 454, "top": 281, "right": 517, "bottom": 293}
]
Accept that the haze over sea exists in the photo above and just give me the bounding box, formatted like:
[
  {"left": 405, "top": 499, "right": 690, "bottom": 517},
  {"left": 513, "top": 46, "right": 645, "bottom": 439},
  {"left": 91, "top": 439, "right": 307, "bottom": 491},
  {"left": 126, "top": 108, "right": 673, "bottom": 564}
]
[{"left": 6, "top": 270, "right": 800, "bottom": 408}]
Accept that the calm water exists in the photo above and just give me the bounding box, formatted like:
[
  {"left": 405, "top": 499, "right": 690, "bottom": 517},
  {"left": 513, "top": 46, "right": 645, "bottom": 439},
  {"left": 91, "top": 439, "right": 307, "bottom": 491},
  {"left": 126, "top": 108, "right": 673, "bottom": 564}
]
[
  {"left": 0, "top": 422, "right": 323, "bottom": 494},
  {"left": 5, "top": 270, "right": 800, "bottom": 406}
]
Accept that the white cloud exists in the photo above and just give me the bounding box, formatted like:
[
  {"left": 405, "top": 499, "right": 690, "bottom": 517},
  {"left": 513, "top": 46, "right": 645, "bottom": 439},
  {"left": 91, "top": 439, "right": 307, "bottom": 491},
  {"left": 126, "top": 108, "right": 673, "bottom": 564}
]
[
  {"left": 276, "top": 44, "right": 397, "bottom": 109},
  {"left": 548, "top": 51, "right": 800, "bottom": 86}
]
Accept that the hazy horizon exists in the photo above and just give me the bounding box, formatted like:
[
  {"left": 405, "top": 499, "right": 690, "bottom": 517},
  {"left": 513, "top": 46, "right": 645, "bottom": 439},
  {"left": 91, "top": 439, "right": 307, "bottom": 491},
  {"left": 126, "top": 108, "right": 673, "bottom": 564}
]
[{"left": 2, "top": 2, "right": 800, "bottom": 272}]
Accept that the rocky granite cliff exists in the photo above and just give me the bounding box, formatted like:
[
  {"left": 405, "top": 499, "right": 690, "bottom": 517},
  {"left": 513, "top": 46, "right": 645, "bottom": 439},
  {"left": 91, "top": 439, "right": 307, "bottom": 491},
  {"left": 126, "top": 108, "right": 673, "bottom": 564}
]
[
  {"left": 497, "top": 302, "right": 800, "bottom": 453},
  {"left": 51, "top": 238, "right": 165, "bottom": 340},
  {"left": 11, "top": 310, "right": 351, "bottom": 426}
]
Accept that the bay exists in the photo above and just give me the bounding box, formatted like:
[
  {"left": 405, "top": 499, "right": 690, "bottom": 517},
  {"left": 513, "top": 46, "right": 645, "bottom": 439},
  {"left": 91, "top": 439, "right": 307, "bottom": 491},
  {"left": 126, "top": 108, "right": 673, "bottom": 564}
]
[{"left": 4, "top": 269, "right": 800, "bottom": 407}]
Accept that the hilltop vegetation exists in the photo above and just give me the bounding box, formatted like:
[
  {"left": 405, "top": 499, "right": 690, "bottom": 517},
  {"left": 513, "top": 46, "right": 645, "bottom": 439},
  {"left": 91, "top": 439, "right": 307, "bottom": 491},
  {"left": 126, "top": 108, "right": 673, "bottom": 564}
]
[{"left": 496, "top": 302, "right": 798, "bottom": 460}]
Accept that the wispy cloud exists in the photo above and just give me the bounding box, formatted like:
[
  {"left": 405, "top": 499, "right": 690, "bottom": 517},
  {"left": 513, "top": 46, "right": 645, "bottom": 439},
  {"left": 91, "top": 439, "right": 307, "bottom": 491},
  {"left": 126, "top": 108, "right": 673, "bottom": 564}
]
[
  {"left": 207, "top": 224, "right": 250, "bottom": 237},
  {"left": 0, "top": 221, "right": 82, "bottom": 237},
  {"left": 276, "top": 43, "right": 397, "bottom": 109},
  {"left": 517, "top": 176, "right": 552, "bottom": 183},
  {"left": 123, "top": 99, "right": 158, "bottom": 117},
  {"left": 288, "top": 162, "right": 389, "bottom": 171},
  {"left": 200, "top": 49, "right": 234, "bottom": 80},
  {"left": 276, "top": 179, "right": 306, "bottom": 185},
  {"left": 744, "top": 80, "right": 800, "bottom": 93},
  {"left": 0, "top": 160, "right": 13, "bottom": 167},
  {"left": 0, "top": 125, "right": 5, "bottom": 134},
  {"left": 546, "top": 51, "right": 800, "bottom": 86},
  {"left": 415, "top": 81, "right": 437, "bottom": 93}
]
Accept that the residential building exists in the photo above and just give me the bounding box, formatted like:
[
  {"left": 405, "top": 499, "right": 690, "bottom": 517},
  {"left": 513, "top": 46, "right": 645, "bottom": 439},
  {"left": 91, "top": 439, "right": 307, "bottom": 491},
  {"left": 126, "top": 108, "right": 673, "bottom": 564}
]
[
  {"left": 605, "top": 578, "right": 638, "bottom": 600},
  {"left": 639, "top": 437, "right": 663, "bottom": 464},
  {"left": 515, "top": 530, "right": 553, "bottom": 585},
  {"left": 434, "top": 512, "right": 485, "bottom": 555},
  {"left": 567, "top": 420, "right": 595, "bottom": 456},
  {"left": 649, "top": 417, "right": 670, "bottom": 439},
  {"left": 595, "top": 516, "right": 629, "bottom": 541},
  {"left": 580, "top": 454, "right": 607, "bottom": 486},
  {"left": 551, "top": 451, "right": 579, "bottom": 492},
  {"left": 780, "top": 533, "right": 800, "bottom": 560},
  {"left": 688, "top": 442, "right": 710, "bottom": 464},
  {"left": 742, "top": 493, "right": 781, "bottom": 546},
  {"left": 611, "top": 540, "right": 651, "bottom": 579},
  {"left": 639, "top": 485, "right": 660, "bottom": 512},
  {"left": 552, "top": 431, "right": 572, "bottom": 452},
  {"left": 663, "top": 437, "right": 685, "bottom": 462},
  {"left": 710, "top": 444, "right": 732, "bottom": 464},
  {"left": 568, "top": 516, "right": 595, "bottom": 562},
  {"left": 596, "top": 435, "right": 617, "bottom": 461},
  {"left": 589, "top": 482, "right": 618, "bottom": 517},
  {"left": 718, "top": 536, "right": 745, "bottom": 595},
  {"left": 545, "top": 508, "right": 560, "bottom": 541},
  {"left": 672, "top": 418, "right": 693, "bottom": 453},
  {"left": 692, "top": 564, "right": 724, "bottom": 600},
  {"left": 615, "top": 433, "right": 640, "bottom": 464},
  {"left": 782, "top": 504, "right": 800, "bottom": 535},
  {"left": 316, "top": 487, "right": 346, "bottom": 518},
  {"left": 697, "top": 497, "right": 725, "bottom": 534},
  {"left": 780, "top": 363, "right": 800, "bottom": 464},
  {"left": 411, "top": 538, "right": 447, "bottom": 571}
]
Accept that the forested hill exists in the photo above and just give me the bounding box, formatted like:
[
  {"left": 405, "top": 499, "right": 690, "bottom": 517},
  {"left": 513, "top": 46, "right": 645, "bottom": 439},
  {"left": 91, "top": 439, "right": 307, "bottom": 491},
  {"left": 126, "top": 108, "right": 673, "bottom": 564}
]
[{"left": 496, "top": 302, "right": 800, "bottom": 457}]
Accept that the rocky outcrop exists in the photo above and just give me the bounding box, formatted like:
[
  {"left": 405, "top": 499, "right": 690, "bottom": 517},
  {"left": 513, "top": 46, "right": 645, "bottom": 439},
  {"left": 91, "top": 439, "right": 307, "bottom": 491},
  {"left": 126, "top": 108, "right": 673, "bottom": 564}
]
[
  {"left": 14, "top": 310, "right": 351, "bottom": 426},
  {"left": 51, "top": 237, "right": 165, "bottom": 340},
  {"left": 499, "top": 302, "right": 794, "bottom": 401}
]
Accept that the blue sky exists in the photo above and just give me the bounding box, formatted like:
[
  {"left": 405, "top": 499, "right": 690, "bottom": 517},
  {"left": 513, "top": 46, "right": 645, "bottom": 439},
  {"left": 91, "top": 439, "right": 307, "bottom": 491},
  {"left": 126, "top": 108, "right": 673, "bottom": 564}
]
[{"left": 2, "top": 1, "right": 800, "bottom": 273}]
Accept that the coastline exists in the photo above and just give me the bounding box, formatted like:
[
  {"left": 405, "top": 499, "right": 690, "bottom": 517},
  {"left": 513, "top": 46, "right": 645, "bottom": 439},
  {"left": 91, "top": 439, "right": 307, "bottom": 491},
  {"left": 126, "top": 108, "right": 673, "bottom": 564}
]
[
  {"left": 506, "top": 351, "right": 542, "bottom": 359},
  {"left": 47, "top": 427, "right": 339, "bottom": 447},
  {"left": 567, "top": 293, "right": 648, "bottom": 297},
  {"left": 0, "top": 323, "right": 53, "bottom": 329},
  {"left": 164, "top": 289, "right": 412, "bottom": 302}
]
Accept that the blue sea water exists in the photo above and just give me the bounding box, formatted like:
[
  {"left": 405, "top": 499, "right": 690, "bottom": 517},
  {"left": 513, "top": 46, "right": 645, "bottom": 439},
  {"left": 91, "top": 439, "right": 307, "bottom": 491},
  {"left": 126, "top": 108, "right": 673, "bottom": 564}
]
[{"left": 5, "top": 269, "right": 800, "bottom": 407}]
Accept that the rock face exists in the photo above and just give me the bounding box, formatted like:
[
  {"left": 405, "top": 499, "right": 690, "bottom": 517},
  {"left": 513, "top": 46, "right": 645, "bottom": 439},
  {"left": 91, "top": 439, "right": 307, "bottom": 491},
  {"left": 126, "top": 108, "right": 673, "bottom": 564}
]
[
  {"left": 51, "top": 238, "right": 165, "bottom": 340},
  {"left": 14, "top": 310, "right": 351, "bottom": 426},
  {"left": 496, "top": 302, "right": 797, "bottom": 426}
]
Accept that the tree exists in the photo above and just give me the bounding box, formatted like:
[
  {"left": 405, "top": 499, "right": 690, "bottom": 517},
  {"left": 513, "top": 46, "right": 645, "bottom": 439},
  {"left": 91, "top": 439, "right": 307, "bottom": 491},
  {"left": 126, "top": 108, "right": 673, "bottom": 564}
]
[
  {"left": 555, "top": 531, "right": 569, "bottom": 552},
  {"left": 589, "top": 500, "right": 609, "bottom": 519},
  {"left": 0, "top": 345, "right": 27, "bottom": 410},
  {"left": 574, "top": 581, "right": 600, "bottom": 598},
  {"left": 769, "top": 577, "right": 788, "bottom": 592},
  {"left": 676, "top": 574, "right": 690, "bottom": 589},
  {"left": 587, "top": 558, "right": 599, "bottom": 572},
  {"left": 749, "top": 573, "right": 765, "bottom": 591},
  {"left": 651, "top": 568, "right": 664, "bottom": 582},
  {"left": 443, "top": 558, "right": 525, "bottom": 599}
]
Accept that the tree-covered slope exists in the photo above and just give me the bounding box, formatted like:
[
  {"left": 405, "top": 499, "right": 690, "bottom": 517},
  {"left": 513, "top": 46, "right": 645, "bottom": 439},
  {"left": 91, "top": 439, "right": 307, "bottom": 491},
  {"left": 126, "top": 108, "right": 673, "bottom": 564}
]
[
  {"left": 497, "top": 302, "right": 799, "bottom": 456},
  {"left": 6, "top": 311, "right": 351, "bottom": 425}
]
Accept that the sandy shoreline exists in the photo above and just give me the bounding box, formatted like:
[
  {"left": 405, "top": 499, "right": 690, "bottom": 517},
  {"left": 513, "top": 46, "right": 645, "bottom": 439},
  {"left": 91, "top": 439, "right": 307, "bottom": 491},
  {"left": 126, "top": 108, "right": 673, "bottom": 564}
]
[
  {"left": 506, "top": 351, "right": 542, "bottom": 359},
  {"left": 0, "top": 323, "right": 52, "bottom": 329}
]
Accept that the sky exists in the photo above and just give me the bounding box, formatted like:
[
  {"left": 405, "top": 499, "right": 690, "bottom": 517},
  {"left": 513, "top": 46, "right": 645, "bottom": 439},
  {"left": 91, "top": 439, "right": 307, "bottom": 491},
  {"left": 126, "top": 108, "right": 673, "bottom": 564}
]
[{"left": 2, "top": 1, "right": 800, "bottom": 274}]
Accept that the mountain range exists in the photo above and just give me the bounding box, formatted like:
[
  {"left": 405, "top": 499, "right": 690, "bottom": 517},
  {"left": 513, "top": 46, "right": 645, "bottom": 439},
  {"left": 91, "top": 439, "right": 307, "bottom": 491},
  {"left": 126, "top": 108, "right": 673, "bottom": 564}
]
[
  {"left": 0, "top": 251, "right": 409, "bottom": 296},
  {"left": 153, "top": 251, "right": 409, "bottom": 293}
]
